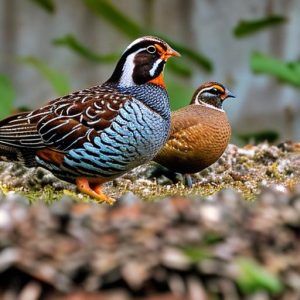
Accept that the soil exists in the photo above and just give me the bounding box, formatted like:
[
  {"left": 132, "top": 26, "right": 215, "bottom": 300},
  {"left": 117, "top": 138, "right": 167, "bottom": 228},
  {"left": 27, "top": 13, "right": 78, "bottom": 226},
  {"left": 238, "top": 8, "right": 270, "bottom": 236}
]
[{"left": 0, "top": 142, "right": 299, "bottom": 299}]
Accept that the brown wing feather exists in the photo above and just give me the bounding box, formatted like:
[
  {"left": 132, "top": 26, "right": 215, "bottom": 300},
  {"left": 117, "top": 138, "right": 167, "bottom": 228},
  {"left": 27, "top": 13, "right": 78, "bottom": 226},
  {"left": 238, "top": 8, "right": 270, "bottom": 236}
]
[
  {"left": 0, "top": 85, "right": 132, "bottom": 167},
  {"left": 30, "top": 85, "right": 131, "bottom": 151},
  {"left": 0, "top": 112, "right": 44, "bottom": 148}
]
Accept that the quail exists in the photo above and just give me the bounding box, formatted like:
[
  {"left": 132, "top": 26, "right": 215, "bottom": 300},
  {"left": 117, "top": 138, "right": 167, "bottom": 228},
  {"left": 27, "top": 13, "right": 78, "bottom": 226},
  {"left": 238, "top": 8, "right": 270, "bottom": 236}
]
[
  {"left": 154, "top": 81, "right": 235, "bottom": 187},
  {"left": 0, "top": 36, "right": 180, "bottom": 203}
]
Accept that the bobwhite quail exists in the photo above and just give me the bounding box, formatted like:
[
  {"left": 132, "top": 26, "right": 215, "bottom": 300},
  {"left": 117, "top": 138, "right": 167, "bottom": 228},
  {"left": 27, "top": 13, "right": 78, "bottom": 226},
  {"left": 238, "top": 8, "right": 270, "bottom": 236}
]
[
  {"left": 154, "top": 81, "right": 235, "bottom": 187},
  {"left": 0, "top": 36, "right": 180, "bottom": 203}
]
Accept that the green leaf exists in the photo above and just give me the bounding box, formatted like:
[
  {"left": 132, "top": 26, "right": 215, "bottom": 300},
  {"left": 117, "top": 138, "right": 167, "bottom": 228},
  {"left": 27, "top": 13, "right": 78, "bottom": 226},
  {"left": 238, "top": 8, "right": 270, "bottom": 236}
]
[
  {"left": 52, "top": 33, "right": 194, "bottom": 79},
  {"left": 202, "top": 232, "right": 224, "bottom": 245},
  {"left": 83, "top": 0, "right": 212, "bottom": 72},
  {"left": 236, "top": 258, "right": 283, "bottom": 295},
  {"left": 250, "top": 52, "right": 300, "bottom": 87},
  {"left": 162, "top": 38, "right": 213, "bottom": 72},
  {"left": 20, "top": 56, "right": 70, "bottom": 95},
  {"left": 0, "top": 75, "right": 15, "bottom": 119},
  {"left": 167, "top": 61, "right": 193, "bottom": 78},
  {"left": 233, "top": 16, "right": 287, "bottom": 38},
  {"left": 53, "top": 35, "right": 119, "bottom": 63},
  {"left": 182, "top": 246, "right": 211, "bottom": 263},
  {"left": 54, "top": 34, "right": 193, "bottom": 77},
  {"left": 30, "top": 0, "right": 55, "bottom": 13},
  {"left": 84, "top": 0, "right": 142, "bottom": 38},
  {"left": 166, "top": 81, "right": 193, "bottom": 111}
]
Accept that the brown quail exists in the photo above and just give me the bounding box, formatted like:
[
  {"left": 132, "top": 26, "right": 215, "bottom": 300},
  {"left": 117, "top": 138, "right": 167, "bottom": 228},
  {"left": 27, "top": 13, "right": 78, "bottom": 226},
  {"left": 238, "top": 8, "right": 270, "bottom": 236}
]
[{"left": 154, "top": 81, "right": 235, "bottom": 187}]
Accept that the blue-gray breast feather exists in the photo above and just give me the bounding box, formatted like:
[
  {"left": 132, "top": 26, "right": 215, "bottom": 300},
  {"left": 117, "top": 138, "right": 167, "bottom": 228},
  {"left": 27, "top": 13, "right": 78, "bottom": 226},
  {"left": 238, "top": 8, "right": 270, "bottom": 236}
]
[{"left": 62, "top": 95, "right": 170, "bottom": 179}]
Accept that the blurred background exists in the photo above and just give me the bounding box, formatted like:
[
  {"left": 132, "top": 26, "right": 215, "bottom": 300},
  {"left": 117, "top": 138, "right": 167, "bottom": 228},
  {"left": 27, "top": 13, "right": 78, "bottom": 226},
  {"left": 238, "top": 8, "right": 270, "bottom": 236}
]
[
  {"left": 1, "top": 0, "right": 300, "bottom": 144},
  {"left": 1, "top": 2, "right": 300, "bottom": 299}
]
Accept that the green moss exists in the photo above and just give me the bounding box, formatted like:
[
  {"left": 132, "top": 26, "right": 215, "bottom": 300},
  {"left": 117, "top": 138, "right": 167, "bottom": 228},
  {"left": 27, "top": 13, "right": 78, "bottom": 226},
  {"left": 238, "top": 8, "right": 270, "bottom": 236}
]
[
  {"left": 21, "top": 186, "right": 65, "bottom": 204},
  {"left": 182, "top": 246, "right": 212, "bottom": 263},
  {"left": 236, "top": 257, "right": 283, "bottom": 295},
  {"left": 266, "top": 162, "right": 283, "bottom": 179},
  {"left": 0, "top": 184, "right": 98, "bottom": 204}
]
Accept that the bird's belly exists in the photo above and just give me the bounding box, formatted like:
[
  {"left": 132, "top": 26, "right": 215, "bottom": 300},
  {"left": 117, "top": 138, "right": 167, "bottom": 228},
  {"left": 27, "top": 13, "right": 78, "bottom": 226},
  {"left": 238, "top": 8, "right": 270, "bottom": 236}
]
[{"left": 63, "top": 101, "right": 170, "bottom": 179}]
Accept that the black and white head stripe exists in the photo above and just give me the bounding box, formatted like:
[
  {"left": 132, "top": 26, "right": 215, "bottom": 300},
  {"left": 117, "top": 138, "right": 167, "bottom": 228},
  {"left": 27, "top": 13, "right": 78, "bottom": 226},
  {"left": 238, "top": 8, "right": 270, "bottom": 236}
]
[
  {"left": 123, "top": 36, "right": 168, "bottom": 55},
  {"left": 192, "top": 83, "right": 225, "bottom": 103},
  {"left": 191, "top": 82, "right": 235, "bottom": 111},
  {"left": 149, "top": 58, "right": 163, "bottom": 77},
  {"left": 107, "top": 36, "right": 174, "bottom": 86},
  {"left": 119, "top": 38, "right": 165, "bottom": 87}
]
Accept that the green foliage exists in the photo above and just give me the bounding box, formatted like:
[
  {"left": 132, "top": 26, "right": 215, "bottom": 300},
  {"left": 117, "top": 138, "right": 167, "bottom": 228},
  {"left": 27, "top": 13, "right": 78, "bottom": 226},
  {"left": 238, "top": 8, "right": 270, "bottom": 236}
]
[
  {"left": 20, "top": 56, "right": 70, "bottom": 96},
  {"left": 165, "top": 40, "right": 212, "bottom": 72},
  {"left": 30, "top": 0, "right": 55, "bottom": 13},
  {"left": 236, "top": 258, "right": 283, "bottom": 295},
  {"left": 233, "top": 16, "right": 287, "bottom": 38},
  {"left": 53, "top": 35, "right": 119, "bottom": 63},
  {"left": 202, "top": 232, "right": 224, "bottom": 245},
  {"left": 53, "top": 35, "right": 197, "bottom": 78},
  {"left": 83, "top": 0, "right": 212, "bottom": 73},
  {"left": 167, "top": 61, "right": 193, "bottom": 78},
  {"left": 166, "top": 81, "right": 192, "bottom": 111},
  {"left": 182, "top": 246, "right": 211, "bottom": 263},
  {"left": 0, "top": 75, "right": 15, "bottom": 119},
  {"left": 84, "top": 0, "right": 142, "bottom": 38},
  {"left": 237, "top": 130, "right": 279, "bottom": 144},
  {"left": 250, "top": 52, "right": 300, "bottom": 87}
]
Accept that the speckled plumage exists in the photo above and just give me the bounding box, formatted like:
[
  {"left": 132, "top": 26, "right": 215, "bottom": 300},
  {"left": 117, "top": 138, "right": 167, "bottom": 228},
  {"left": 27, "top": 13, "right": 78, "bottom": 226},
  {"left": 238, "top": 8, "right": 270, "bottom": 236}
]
[
  {"left": 155, "top": 104, "right": 231, "bottom": 174},
  {"left": 0, "top": 83, "right": 170, "bottom": 182},
  {"left": 154, "top": 82, "right": 235, "bottom": 186},
  {"left": 0, "top": 36, "right": 180, "bottom": 203},
  {"left": 58, "top": 83, "right": 171, "bottom": 181}
]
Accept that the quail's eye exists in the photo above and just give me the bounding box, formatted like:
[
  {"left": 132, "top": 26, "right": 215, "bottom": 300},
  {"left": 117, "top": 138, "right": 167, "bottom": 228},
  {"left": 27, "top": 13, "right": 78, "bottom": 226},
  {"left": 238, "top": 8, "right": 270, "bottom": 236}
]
[
  {"left": 146, "top": 45, "right": 156, "bottom": 54},
  {"left": 210, "top": 88, "right": 219, "bottom": 95}
]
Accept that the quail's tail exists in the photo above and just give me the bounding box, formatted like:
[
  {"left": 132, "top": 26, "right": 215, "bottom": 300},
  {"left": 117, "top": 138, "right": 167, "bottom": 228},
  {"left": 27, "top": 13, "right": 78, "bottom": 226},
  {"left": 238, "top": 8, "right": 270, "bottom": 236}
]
[{"left": 0, "top": 112, "right": 44, "bottom": 167}]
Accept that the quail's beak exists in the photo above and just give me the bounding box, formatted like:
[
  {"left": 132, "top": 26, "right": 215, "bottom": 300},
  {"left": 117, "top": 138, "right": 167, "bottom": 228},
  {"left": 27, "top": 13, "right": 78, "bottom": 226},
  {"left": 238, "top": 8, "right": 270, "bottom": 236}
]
[
  {"left": 163, "top": 47, "right": 181, "bottom": 60},
  {"left": 161, "top": 47, "right": 181, "bottom": 61},
  {"left": 224, "top": 89, "right": 236, "bottom": 99}
]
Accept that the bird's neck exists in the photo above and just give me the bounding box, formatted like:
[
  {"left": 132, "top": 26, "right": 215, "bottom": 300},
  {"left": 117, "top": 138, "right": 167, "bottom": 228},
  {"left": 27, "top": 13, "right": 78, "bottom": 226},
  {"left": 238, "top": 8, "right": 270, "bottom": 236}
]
[
  {"left": 106, "top": 54, "right": 170, "bottom": 120},
  {"left": 117, "top": 83, "right": 171, "bottom": 121},
  {"left": 106, "top": 51, "right": 139, "bottom": 87},
  {"left": 199, "top": 99, "right": 224, "bottom": 112},
  {"left": 106, "top": 52, "right": 128, "bottom": 85}
]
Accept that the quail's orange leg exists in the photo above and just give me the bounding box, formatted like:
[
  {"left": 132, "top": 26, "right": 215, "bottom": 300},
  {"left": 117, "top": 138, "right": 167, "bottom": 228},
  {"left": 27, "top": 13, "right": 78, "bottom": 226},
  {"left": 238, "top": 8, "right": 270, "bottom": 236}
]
[{"left": 76, "top": 177, "right": 115, "bottom": 205}]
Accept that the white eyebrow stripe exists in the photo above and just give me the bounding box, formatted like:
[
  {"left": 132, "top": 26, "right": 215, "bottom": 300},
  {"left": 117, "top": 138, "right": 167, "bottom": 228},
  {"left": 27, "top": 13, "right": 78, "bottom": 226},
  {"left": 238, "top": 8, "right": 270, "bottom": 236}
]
[
  {"left": 193, "top": 86, "right": 223, "bottom": 104},
  {"left": 199, "top": 87, "right": 212, "bottom": 93},
  {"left": 199, "top": 86, "right": 221, "bottom": 93},
  {"left": 125, "top": 37, "right": 161, "bottom": 52},
  {"left": 125, "top": 38, "right": 145, "bottom": 52}
]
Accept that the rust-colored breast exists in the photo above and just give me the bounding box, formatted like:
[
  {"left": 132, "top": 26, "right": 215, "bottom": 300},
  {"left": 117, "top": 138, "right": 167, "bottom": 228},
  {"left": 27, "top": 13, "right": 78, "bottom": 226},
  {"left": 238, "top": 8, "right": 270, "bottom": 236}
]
[{"left": 154, "top": 105, "right": 231, "bottom": 174}]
